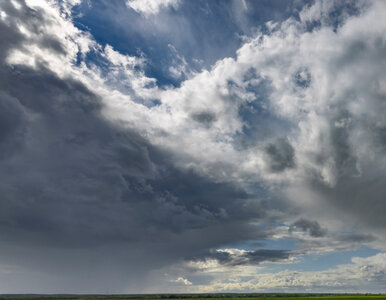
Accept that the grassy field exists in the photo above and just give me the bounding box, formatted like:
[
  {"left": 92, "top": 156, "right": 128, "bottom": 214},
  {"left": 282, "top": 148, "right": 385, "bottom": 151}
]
[{"left": 1, "top": 295, "right": 386, "bottom": 300}]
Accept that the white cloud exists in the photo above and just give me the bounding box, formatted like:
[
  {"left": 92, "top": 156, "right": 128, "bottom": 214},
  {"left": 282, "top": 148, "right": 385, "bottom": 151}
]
[
  {"left": 194, "top": 253, "right": 386, "bottom": 292},
  {"left": 173, "top": 277, "right": 192, "bottom": 286},
  {"left": 126, "top": 0, "right": 180, "bottom": 16},
  {"left": 9, "top": 0, "right": 95, "bottom": 75}
]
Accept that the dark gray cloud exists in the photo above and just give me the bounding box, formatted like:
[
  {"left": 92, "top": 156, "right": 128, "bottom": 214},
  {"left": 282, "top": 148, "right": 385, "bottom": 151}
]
[
  {"left": 0, "top": 91, "right": 27, "bottom": 158},
  {"left": 0, "top": 66, "right": 264, "bottom": 289},
  {"left": 294, "top": 68, "right": 311, "bottom": 88},
  {"left": 309, "top": 174, "right": 386, "bottom": 229},
  {"left": 337, "top": 233, "right": 376, "bottom": 243},
  {"left": 330, "top": 111, "right": 359, "bottom": 178},
  {"left": 265, "top": 138, "right": 295, "bottom": 172},
  {"left": 300, "top": 105, "right": 386, "bottom": 229},
  {"left": 191, "top": 111, "right": 216, "bottom": 126},
  {"left": 189, "top": 249, "right": 292, "bottom": 267},
  {"left": 290, "top": 218, "right": 327, "bottom": 237}
]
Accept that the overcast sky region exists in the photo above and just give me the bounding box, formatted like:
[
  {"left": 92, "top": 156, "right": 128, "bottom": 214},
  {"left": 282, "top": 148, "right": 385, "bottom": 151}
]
[{"left": 1, "top": 0, "right": 386, "bottom": 294}]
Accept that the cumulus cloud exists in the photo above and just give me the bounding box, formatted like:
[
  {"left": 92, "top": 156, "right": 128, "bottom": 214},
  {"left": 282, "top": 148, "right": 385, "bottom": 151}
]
[{"left": 129, "top": 0, "right": 386, "bottom": 238}]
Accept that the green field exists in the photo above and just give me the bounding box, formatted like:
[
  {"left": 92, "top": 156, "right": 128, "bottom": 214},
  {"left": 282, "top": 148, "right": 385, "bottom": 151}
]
[{"left": 1, "top": 295, "right": 386, "bottom": 300}]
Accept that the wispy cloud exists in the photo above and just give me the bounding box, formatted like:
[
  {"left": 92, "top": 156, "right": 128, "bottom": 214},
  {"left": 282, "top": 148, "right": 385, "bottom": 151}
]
[{"left": 126, "top": 0, "right": 180, "bottom": 16}]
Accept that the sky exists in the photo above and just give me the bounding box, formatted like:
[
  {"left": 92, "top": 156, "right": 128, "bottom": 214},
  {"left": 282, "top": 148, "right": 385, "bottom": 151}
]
[{"left": 1, "top": 0, "right": 386, "bottom": 294}]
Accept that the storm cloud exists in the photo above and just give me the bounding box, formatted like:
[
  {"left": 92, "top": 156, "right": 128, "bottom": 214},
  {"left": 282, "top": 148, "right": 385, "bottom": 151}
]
[{"left": 0, "top": 0, "right": 284, "bottom": 293}]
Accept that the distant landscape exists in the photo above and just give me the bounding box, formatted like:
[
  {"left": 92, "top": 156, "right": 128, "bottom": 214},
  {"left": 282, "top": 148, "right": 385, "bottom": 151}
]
[{"left": 1, "top": 295, "right": 386, "bottom": 300}]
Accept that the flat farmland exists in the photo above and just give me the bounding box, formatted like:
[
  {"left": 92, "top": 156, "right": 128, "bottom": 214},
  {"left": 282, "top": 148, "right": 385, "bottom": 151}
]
[{"left": 1, "top": 295, "right": 386, "bottom": 300}]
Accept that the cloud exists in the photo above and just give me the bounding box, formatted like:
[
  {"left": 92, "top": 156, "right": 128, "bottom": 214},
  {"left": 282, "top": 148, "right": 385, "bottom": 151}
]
[
  {"left": 265, "top": 138, "right": 296, "bottom": 172},
  {"left": 133, "top": 0, "right": 386, "bottom": 239},
  {"left": 290, "top": 219, "right": 327, "bottom": 238},
  {"left": 194, "top": 253, "right": 386, "bottom": 293},
  {"left": 126, "top": 0, "right": 180, "bottom": 16},
  {"left": 188, "top": 248, "right": 293, "bottom": 268},
  {"left": 173, "top": 277, "right": 192, "bottom": 286},
  {"left": 191, "top": 111, "right": 217, "bottom": 126}
]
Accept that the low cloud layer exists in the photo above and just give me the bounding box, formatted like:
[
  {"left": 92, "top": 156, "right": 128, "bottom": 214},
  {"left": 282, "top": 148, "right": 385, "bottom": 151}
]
[
  {"left": 192, "top": 253, "right": 386, "bottom": 293},
  {"left": 189, "top": 248, "right": 293, "bottom": 268}
]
